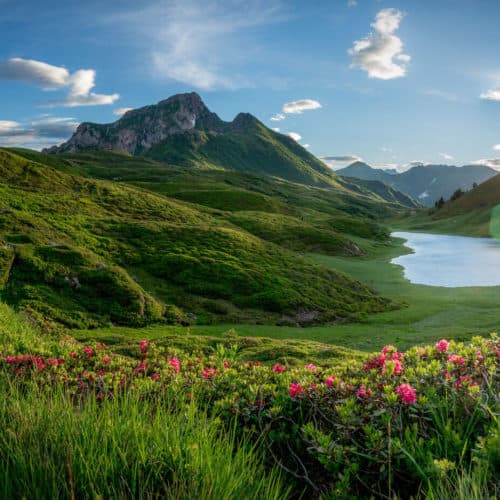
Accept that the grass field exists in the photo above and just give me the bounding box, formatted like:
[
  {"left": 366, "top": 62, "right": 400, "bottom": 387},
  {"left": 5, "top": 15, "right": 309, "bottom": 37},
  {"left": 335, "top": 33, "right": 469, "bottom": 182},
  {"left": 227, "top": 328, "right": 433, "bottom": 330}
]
[{"left": 76, "top": 235, "right": 500, "bottom": 352}]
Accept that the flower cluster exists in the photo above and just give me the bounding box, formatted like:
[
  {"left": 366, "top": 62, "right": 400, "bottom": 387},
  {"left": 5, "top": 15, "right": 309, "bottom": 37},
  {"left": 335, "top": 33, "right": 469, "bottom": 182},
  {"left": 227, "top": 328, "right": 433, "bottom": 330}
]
[{"left": 1, "top": 334, "right": 498, "bottom": 499}]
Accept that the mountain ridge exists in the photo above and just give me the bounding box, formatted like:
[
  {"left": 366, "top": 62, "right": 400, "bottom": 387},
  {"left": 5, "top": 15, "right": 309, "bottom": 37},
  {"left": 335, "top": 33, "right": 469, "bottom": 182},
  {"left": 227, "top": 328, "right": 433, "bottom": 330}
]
[{"left": 337, "top": 161, "right": 497, "bottom": 206}]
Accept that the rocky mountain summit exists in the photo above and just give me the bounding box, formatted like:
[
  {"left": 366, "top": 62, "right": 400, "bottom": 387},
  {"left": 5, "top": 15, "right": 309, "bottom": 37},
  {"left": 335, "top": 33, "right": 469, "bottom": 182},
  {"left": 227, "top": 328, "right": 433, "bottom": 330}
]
[{"left": 45, "top": 92, "right": 224, "bottom": 155}]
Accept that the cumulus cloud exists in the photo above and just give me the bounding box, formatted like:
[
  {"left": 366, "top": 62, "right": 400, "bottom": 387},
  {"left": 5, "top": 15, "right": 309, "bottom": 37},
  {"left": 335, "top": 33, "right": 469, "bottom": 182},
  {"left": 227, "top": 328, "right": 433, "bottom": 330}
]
[
  {"left": 480, "top": 88, "right": 500, "bottom": 101},
  {"left": 493, "top": 144, "right": 500, "bottom": 151},
  {"left": 113, "top": 107, "right": 134, "bottom": 116},
  {"left": 0, "top": 58, "right": 119, "bottom": 107},
  {"left": 287, "top": 132, "right": 302, "bottom": 141},
  {"left": 302, "top": 143, "right": 310, "bottom": 148},
  {"left": 439, "top": 152, "right": 454, "bottom": 161},
  {"left": 0, "top": 115, "right": 79, "bottom": 149},
  {"left": 349, "top": 8, "right": 410, "bottom": 80},
  {"left": 271, "top": 127, "right": 280, "bottom": 132},
  {"left": 270, "top": 113, "right": 285, "bottom": 121},
  {"left": 282, "top": 99, "right": 321, "bottom": 114}
]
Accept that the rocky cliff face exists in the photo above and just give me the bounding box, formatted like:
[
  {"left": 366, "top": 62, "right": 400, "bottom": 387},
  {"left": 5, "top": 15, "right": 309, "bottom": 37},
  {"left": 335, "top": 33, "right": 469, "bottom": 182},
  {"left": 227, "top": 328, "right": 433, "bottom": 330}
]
[{"left": 45, "top": 92, "right": 224, "bottom": 155}]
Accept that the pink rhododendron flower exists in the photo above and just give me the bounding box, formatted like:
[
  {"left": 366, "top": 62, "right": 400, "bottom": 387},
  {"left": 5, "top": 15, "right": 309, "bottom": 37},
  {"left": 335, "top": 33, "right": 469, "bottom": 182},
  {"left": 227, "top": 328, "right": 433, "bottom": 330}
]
[
  {"left": 46, "top": 358, "right": 59, "bottom": 367},
  {"left": 436, "top": 339, "right": 450, "bottom": 352},
  {"left": 202, "top": 367, "right": 217, "bottom": 379},
  {"left": 169, "top": 356, "right": 181, "bottom": 373},
  {"left": 102, "top": 356, "right": 111, "bottom": 365},
  {"left": 395, "top": 383, "right": 417, "bottom": 404},
  {"left": 6, "top": 356, "right": 15, "bottom": 363},
  {"left": 248, "top": 361, "right": 262, "bottom": 367},
  {"left": 289, "top": 382, "right": 304, "bottom": 397},
  {"left": 139, "top": 340, "right": 149, "bottom": 354},
  {"left": 325, "top": 375, "right": 336, "bottom": 387},
  {"left": 83, "top": 346, "right": 94, "bottom": 358},
  {"left": 151, "top": 373, "right": 160, "bottom": 381},
  {"left": 223, "top": 360, "right": 230, "bottom": 369},
  {"left": 356, "top": 385, "right": 372, "bottom": 398},
  {"left": 272, "top": 364, "right": 286, "bottom": 373},
  {"left": 447, "top": 354, "right": 465, "bottom": 365},
  {"left": 381, "top": 345, "right": 397, "bottom": 356},
  {"left": 383, "top": 359, "right": 403, "bottom": 376},
  {"left": 69, "top": 352, "right": 78, "bottom": 359},
  {"left": 304, "top": 364, "right": 318, "bottom": 372}
]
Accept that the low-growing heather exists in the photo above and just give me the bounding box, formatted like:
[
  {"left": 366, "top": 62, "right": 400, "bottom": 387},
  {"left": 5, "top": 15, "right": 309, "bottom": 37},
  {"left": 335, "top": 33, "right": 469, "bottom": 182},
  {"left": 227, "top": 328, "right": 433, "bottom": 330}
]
[{"left": 1, "top": 330, "right": 498, "bottom": 498}]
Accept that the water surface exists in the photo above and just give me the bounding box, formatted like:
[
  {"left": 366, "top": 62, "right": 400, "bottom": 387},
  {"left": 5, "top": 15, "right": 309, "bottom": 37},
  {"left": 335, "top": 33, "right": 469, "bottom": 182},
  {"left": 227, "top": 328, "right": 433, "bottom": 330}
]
[{"left": 391, "top": 231, "right": 500, "bottom": 287}]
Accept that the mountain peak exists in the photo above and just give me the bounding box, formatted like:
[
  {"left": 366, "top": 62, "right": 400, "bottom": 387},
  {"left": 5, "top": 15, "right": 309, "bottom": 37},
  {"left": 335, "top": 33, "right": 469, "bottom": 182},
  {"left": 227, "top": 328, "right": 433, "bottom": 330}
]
[{"left": 45, "top": 92, "right": 222, "bottom": 155}]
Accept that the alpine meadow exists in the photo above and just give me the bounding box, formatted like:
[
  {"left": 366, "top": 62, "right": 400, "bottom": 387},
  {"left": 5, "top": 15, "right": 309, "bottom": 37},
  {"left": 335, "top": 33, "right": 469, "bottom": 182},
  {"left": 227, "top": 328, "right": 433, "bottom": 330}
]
[{"left": 0, "top": 2, "right": 498, "bottom": 499}]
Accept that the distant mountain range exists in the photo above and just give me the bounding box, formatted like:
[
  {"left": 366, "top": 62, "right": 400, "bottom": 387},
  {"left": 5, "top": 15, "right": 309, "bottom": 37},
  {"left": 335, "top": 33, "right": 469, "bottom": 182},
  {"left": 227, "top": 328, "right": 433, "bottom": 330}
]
[{"left": 336, "top": 161, "right": 497, "bottom": 207}]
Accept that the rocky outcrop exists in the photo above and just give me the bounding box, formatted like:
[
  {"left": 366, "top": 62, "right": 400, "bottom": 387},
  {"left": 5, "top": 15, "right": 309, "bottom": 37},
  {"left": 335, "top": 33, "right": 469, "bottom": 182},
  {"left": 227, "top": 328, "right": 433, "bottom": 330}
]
[{"left": 44, "top": 92, "right": 225, "bottom": 155}]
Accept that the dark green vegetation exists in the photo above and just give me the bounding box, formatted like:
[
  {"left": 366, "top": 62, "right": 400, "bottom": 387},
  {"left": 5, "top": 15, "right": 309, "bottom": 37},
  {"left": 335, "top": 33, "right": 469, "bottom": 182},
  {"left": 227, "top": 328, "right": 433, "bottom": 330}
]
[
  {"left": 77, "top": 235, "right": 500, "bottom": 355},
  {"left": 394, "top": 171, "right": 500, "bottom": 237},
  {"left": 1, "top": 147, "right": 418, "bottom": 329},
  {"left": 337, "top": 160, "right": 496, "bottom": 206}
]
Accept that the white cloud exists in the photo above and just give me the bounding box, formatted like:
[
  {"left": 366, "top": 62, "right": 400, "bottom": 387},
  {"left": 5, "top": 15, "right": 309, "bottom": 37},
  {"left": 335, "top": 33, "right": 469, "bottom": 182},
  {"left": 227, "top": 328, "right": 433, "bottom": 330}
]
[
  {"left": 287, "top": 132, "right": 302, "bottom": 141},
  {"left": 0, "top": 120, "right": 21, "bottom": 133},
  {"left": 480, "top": 88, "right": 500, "bottom": 101},
  {"left": 320, "top": 155, "right": 363, "bottom": 169},
  {"left": 282, "top": 99, "right": 321, "bottom": 114},
  {"left": 106, "top": 0, "right": 284, "bottom": 90},
  {"left": 471, "top": 158, "right": 500, "bottom": 169},
  {"left": 271, "top": 127, "right": 280, "bottom": 132},
  {"left": 439, "top": 152, "right": 454, "bottom": 161},
  {"left": 493, "top": 144, "right": 500, "bottom": 151},
  {"left": 270, "top": 113, "right": 285, "bottom": 121},
  {"left": 302, "top": 143, "right": 310, "bottom": 148},
  {"left": 113, "top": 107, "right": 134, "bottom": 116},
  {"left": 349, "top": 8, "right": 410, "bottom": 80},
  {"left": 0, "top": 115, "right": 79, "bottom": 149},
  {"left": 0, "top": 57, "right": 119, "bottom": 107}
]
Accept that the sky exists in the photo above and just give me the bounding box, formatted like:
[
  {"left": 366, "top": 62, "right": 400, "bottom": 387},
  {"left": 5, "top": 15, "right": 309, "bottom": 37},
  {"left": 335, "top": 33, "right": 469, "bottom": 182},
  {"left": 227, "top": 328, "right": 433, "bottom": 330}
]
[{"left": 1, "top": 0, "right": 500, "bottom": 170}]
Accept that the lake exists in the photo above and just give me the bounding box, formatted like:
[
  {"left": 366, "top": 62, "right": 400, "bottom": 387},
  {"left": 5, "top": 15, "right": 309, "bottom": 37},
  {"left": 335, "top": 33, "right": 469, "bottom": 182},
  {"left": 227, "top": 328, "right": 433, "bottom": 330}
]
[{"left": 391, "top": 231, "right": 500, "bottom": 287}]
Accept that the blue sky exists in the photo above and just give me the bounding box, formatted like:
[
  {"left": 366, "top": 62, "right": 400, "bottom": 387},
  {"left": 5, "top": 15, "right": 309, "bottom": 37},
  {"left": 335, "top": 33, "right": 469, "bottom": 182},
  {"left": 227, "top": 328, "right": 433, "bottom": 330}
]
[{"left": 1, "top": 0, "right": 500, "bottom": 170}]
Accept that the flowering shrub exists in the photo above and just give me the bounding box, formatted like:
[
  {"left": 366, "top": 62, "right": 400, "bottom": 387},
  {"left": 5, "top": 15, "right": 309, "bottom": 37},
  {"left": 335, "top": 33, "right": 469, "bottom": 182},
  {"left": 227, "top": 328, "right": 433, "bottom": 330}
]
[{"left": 1, "top": 335, "right": 498, "bottom": 498}]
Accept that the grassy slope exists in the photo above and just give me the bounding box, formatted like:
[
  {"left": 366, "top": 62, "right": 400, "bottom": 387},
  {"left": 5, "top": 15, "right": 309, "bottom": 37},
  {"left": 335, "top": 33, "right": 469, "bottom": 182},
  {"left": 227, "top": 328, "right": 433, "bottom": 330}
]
[
  {"left": 0, "top": 148, "right": 394, "bottom": 328},
  {"left": 392, "top": 173, "right": 500, "bottom": 237},
  {"left": 78, "top": 235, "right": 500, "bottom": 353}
]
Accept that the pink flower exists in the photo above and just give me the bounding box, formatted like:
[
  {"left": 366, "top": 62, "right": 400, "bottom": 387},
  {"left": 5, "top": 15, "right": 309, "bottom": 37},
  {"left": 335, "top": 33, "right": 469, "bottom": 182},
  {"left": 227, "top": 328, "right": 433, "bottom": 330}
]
[
  {"left": 356, "top": 385, "right": 372, "bottom": 398},
  {"left": 436, "top": 339, "right": 450, "bottom": 353},
  {"left": 272, "top": 363, "right": 286, "bottom": 373},
  {"left": 102, "top": 356, "right": 111, "bottom": 365},
  {"left": 151, "top": 373, "right": 160, "bottom": 381},
  {"left": 46, "top": 358, "right": 59, "bottom": 367},
  {"left": 395, "top": 383, "right": 417, "bottom": 404},
  {"left": 139, "top": 340, "right": 149, "bottom": 354},
  {"left": 202, "top": 367, "right": 217, "bottom": 379},
  {"left": 289, "top": 382, "right": 304, "bottom": 398},
  {"left": 223, "top": 360, "right": 230, "bottom": 369},
  {"left": 447, "top": 354, "right": 465, "bottom": 365},
  {"left": 381, "top": 345, "right": 397, "bottom": 356},
  {"left": 6, "top": 356, "right": 15, "bottom": 363},
  {"left": 325, "top": 375, "right": 336, "bottom": 387},
  {"left": 83, "top": 346, "right": 94, "bottom": 358},
  {"left": 168, "top": 356, "right": 181, "bottom": 373},
  {"left": 476, "top": 350, "right": 484, "bottom": 362},
  {"left": 304, "top": 364, "right": 318, "bottom": 372},
  {"left": 69, "top": 352, "right": 78, "bottom": 359},
  {"left": 248, "top": 361, "right": 262, "bottom": 367},
  {"left": 383, "top": 359, "right": 403, "bottom": 376}
]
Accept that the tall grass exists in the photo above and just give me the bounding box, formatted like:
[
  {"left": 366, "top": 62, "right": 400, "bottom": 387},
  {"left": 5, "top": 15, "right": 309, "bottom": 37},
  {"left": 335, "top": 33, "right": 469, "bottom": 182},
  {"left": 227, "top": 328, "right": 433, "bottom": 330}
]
[{"left": 0, "top": 378, "right": 288, "bottom": 499}]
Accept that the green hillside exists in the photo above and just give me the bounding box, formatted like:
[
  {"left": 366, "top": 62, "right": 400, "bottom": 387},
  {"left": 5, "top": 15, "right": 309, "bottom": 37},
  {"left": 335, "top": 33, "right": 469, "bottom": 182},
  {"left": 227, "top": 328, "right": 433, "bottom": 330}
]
[
  {"left": 393, "top": 172, "right": 500, "bottom": 237},
  {"left": 0, "top": 148, "right": 395, "bottom": 329}
]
